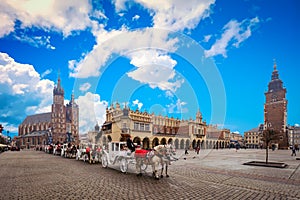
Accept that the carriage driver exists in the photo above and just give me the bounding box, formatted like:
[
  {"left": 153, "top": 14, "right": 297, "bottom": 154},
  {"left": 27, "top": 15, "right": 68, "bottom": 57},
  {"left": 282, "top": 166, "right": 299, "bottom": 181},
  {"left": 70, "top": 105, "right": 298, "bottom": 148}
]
[{"left": 127, "top": 136, "right": 135, "bottom": 152}]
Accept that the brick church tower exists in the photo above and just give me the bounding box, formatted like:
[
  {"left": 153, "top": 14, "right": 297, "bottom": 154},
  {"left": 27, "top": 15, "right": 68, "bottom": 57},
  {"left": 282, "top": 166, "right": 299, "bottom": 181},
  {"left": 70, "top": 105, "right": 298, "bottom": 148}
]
[
  {"left": 264, "top": 61, "right": 288, "bottom": 149},
  {"left": 51, "top": 73, "right": 66, "bottom": 143},
  {"left": 51, "top": 73, "right": 79, "bottom": 144}
]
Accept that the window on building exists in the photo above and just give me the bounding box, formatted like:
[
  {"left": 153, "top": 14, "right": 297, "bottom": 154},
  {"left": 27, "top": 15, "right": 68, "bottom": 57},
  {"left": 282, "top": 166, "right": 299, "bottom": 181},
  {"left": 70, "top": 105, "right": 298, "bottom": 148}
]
[
  {"left": 134, "top": 122, "right": 139, "bottom": 130},
  {"left": 140, "top": 123, "right": 145, "bottom": 131},
  {"left": 145, "top": 124, "right": 150, "bottom": 131}
]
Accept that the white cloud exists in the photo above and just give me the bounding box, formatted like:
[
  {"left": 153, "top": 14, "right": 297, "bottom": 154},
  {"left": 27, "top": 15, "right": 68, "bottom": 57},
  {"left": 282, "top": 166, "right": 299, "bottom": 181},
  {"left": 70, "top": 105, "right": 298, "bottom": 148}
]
[
  {"left": 91, "top": 10, "right": 107, "bottom": 20},
  {"left": 205, "top": 17, "right": 260, "bottom": 58},
  {"left": 0, "top": 52, "right": 54, "bottom": 124},
  {"left": 76, "top": 92, "right": 108, "bottom": 134},
  {"left": 79, "top": 82, "right": 91, "bottom": 92},
  {"left": 13, "top": 34, "right": 56, "bottom": 50},
  {"left": 132, "top": 14, "right": 140, "bottom": 21},
  {"left": 69, "top": 26, "right": 178, "bottom": 78},
  {"left": 41, "top": 69, "right": 52, "bottom": 78},
  {"left": 203, "top": 34, "right": 212, "bottom": 42},
  {"left": 0, "top": 0, "right": 93, "bottom": 37},
  {"left": 132, "top": 99, "right": 143, "bottom": 110},
  {"left": 127, "top": 50, "right": 184, "bottom": 93},
  {"left": 113, "top": 0, "right": 128, "bottom": 12},
  {"left": 135, "top": 0, "right": 215, "bottom": 31},
  {"left": 0, "top": 12, "right": 15, "bottom": 37},
  {"left": 66, "top": 0, "right": 216, "bottom": 94},
  {"left": 166, "top": 99, "right": 188, "bottom": 114}
]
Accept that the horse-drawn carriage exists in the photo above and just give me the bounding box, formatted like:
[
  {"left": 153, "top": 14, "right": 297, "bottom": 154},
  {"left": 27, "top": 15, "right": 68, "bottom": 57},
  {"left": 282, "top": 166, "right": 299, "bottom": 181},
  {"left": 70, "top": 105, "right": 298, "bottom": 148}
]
[
  {"left": 76, "top": 145, "right": 102, "bottom": 164},
  {"left": 101, "top": 141, "right": 177, "bottom": 179},
  {"left": 53, "top": 144, "right": 62, "bottom": 156},
  {"left": 61, "top": 143, "right": 77, "bottom": 158},
  {"left": 101, "top": 142, "right": 133, "bottom": 172}
]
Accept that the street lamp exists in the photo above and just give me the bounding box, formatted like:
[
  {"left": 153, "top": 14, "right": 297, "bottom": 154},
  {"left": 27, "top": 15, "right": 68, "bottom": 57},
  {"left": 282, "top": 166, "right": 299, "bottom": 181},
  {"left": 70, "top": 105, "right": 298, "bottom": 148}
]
[
  {"left": 66, "top": 132, "right": 72, "bottom": 143},
  {"left": 7, "top": 130, "right": 10, "bottom": 144},
  {"left": 66, "top": 125, "right": 72, "bottom": 143},
  {"left": 48, "top": 127, "right": 53, "bottom": 144}
]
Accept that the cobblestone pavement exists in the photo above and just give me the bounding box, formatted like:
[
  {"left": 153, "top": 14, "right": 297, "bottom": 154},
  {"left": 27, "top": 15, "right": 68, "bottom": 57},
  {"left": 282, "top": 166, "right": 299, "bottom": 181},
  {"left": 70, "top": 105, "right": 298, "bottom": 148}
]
[{"left": 0, "top": 149, "right": 299, "bottom": 200}]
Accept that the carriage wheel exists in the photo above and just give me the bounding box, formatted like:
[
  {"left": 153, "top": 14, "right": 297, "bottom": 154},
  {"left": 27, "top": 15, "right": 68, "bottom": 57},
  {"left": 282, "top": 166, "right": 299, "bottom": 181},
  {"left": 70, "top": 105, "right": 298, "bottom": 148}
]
[
  {"left": 120, "top": 158, "right": 128, "bottom": 173},
  {"left": 140, "top": 160, "right": 148, "bottom": 172},
  {"left": 102, "top": 155, "right": 108, "bottom": 168}
]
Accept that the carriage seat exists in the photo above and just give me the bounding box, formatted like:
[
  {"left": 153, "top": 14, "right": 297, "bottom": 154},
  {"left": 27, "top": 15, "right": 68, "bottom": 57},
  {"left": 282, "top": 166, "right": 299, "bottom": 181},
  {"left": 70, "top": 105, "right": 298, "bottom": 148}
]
[{"left": 135, "top": 149, "right": 149, "bottom": 158}]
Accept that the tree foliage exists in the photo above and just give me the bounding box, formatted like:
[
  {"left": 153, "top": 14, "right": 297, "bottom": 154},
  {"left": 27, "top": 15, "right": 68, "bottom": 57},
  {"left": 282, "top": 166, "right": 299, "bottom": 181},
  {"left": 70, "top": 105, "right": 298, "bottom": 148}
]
[{"left": 261, "top": 128, "right": 280, "bottom": 163}]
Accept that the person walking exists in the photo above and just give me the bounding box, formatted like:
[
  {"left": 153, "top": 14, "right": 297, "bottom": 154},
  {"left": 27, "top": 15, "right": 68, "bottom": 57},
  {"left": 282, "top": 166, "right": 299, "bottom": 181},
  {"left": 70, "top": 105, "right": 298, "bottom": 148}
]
[
  {"left": 185, "top": 148, "right": 189, "bottom": 155},
  {"left": 291, "top": 145, "right": 296, "bottom": 156},
  {"left": 196, "top": 146, "right": 200, "bottom": 155}
]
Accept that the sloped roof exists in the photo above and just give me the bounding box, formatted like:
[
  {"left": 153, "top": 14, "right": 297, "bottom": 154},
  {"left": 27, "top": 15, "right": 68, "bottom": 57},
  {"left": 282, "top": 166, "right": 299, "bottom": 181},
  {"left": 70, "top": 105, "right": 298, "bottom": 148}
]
[
  {"left": 245, "top": 127, "right": 259, "bottom": 133},
  {"left": 21, "top": 112, "right": 51, "bottom": 125},
  {"left": 206, "top": 131, "right": 222, "bottom": 139},
  {"left": 22, "top": 130, "right": 49, "bottom": 137}
]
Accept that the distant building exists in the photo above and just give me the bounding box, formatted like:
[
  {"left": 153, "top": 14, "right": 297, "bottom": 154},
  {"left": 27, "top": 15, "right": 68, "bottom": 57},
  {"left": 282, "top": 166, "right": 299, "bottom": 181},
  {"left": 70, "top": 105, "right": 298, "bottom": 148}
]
[
  {"left": 264, "top": 62, "right": 288, "bottom": 149},
  {"left": 206, "top": 125, "right": 230, "bottom": 149},
  {"left": 288, "top": 125, "right": 300, "bottom": 148},
  {"left": 230, "top": 132, "right": 243, "bottom": 143},
  {"left": 87, "top": 124, "right": 102, "bottom": 145},
  {"left": 16, "top": 75, "right": 79, "bottom": 148},
  {"left": 244, "top": 124, "right": 264, "bottom": 148}
]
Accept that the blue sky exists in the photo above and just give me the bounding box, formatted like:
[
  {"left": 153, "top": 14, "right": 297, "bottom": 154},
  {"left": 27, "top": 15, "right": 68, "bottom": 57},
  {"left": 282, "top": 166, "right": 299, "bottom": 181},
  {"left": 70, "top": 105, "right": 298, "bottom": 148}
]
[{"left": 0, "top": 0, "right": 299, "bottom": 137}]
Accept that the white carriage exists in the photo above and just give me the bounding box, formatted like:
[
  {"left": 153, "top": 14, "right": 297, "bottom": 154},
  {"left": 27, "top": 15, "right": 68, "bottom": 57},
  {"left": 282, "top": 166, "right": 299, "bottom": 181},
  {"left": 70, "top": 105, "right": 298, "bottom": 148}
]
[
  {"left": 102, "top": 142, "right": 177, "bottom": 179},
  {"left": 101, "top": 142, "right": 136, "bottom": 173}
]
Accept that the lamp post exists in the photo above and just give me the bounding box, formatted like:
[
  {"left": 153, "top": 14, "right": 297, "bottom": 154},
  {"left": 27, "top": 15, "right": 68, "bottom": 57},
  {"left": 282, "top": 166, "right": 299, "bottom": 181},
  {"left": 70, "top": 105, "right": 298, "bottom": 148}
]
[
  {"left": 66, "top": 125, "right": 72, "bottom": 143},
  {"left": 48, "top": 128, "right": 53, "bottom": 145},
  {"left": 66, "top": 132, "right": 72, "bottom": 143},
  {"left": 7, "top": 130, "right": 10, "bottom": 144}
]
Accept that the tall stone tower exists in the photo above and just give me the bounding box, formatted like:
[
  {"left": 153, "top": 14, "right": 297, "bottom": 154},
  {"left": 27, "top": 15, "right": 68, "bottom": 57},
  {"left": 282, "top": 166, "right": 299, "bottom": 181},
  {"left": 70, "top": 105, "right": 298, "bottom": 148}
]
[
  {"left": 264, "top": 61, "right": 288, "bottom": 149},
  {"left": 66, "top": 93, "right": 79, "bottom": 144},
  {"left": 51, "top": 73, "right": 66, "bottom": 143}
]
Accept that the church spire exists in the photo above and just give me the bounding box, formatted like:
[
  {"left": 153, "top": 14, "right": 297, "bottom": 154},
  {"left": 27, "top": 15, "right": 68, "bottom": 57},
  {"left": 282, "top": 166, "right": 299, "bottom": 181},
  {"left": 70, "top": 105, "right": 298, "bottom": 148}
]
[
  {"left": 53, "top": 69, "right": 64, "bottom": 96},
  {"left": 57, "top": 69, "right": 61, "bottom": 89},
  {"left": 273, "top": 59, "right": 277, "bottom": 71}
]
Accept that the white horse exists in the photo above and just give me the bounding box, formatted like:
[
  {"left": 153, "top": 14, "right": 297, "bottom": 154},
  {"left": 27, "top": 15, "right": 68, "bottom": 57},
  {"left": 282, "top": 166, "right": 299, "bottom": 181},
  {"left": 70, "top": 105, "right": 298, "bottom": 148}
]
[
  {"left": 160, "top": 144, "right": 177, "bottom": 178},
  {"left": 135, "top": 145, "right": 170, "bottom": 180}
]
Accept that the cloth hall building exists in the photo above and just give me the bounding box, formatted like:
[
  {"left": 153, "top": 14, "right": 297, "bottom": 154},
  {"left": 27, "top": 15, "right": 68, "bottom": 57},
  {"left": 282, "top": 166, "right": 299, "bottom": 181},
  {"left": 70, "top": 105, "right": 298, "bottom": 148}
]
[{"left": 101, "top": 103, "right": 231, "bottom": 150}]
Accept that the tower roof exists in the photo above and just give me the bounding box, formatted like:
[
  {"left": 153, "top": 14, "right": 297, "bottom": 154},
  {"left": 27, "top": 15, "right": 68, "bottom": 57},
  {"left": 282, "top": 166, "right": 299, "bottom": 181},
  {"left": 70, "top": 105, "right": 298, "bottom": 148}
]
[
  {"left": 67, "top": 92, "right": 78, "bottom": 108},
  {"left": 53, "top": 70, "right": 64, "bottom": 96},
  {"left": 268, "top": 61, "right": 284, "bottom": 92}
]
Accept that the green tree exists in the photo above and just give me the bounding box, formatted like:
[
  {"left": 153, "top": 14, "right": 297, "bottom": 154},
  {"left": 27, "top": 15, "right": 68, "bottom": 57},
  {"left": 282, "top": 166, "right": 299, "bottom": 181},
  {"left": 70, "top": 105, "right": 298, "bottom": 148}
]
[{"left": 261, "top": 128, "right": 280, "bottom": 164}]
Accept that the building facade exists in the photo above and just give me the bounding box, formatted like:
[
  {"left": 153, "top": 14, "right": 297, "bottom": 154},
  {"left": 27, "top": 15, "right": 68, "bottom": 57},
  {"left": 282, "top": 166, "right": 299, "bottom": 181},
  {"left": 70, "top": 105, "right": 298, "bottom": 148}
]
[
  {"left": 264, "top": 62, "right": 289, "bottom": 149},
  {"left": 16, "top": 75, "right": 79, "bottom": 148},
  {"left": 288, "top": 126, "right": 300, "bottom": 148},
  {"left": 206, "top": 125, "right": 231, "bottom": 149},
  {"left": 101, "top": 103, "right": 210, "bottom": 149},
  {"left": 244, "top": 124, "right": 264, "bottom": 148}
]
